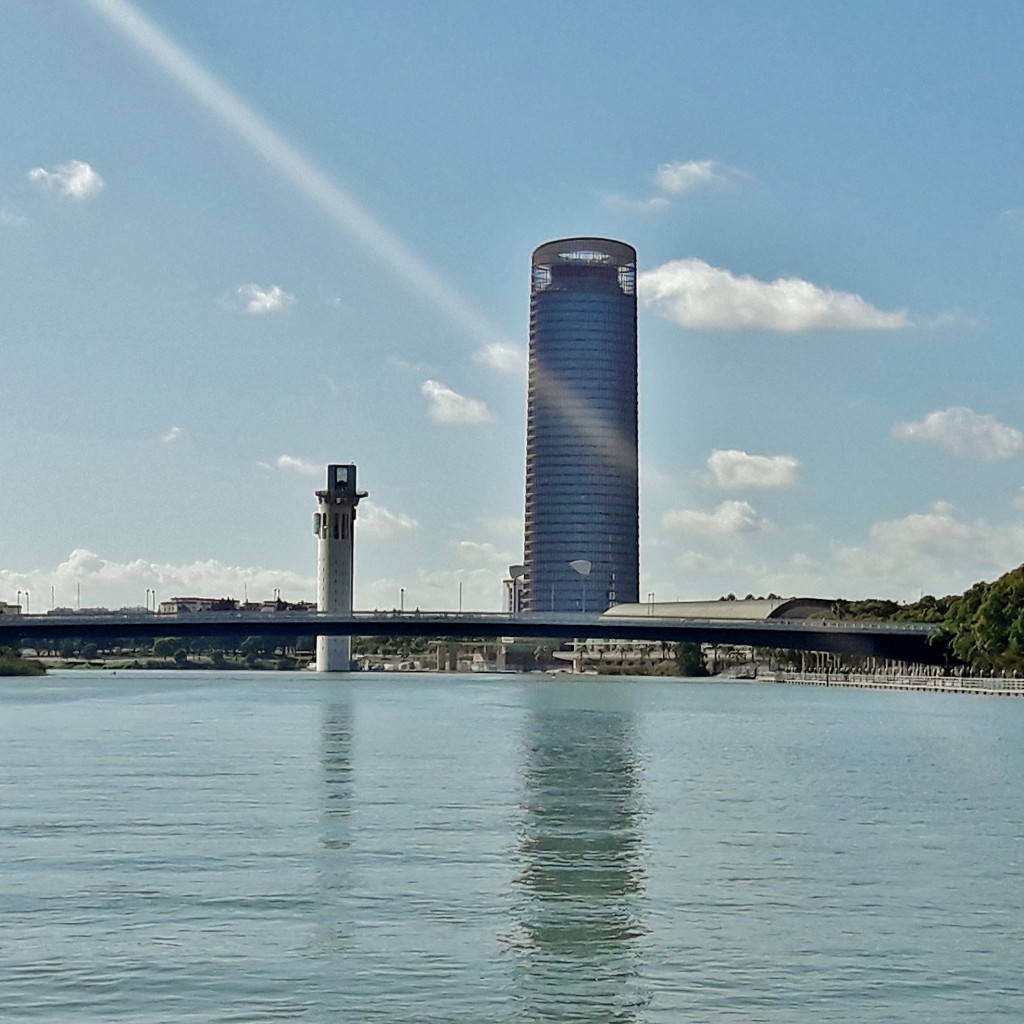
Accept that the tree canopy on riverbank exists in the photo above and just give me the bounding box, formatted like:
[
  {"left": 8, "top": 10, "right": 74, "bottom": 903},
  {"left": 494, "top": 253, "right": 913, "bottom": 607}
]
[
  {"left": 835, "top": 565, "right": 1024, "bottom": 674},
  {"left": 937, "top": 565, "right": 1024, "bottom": 674},
  {"left": 0, "top": 645, "right": 45, "bottom": 677}
]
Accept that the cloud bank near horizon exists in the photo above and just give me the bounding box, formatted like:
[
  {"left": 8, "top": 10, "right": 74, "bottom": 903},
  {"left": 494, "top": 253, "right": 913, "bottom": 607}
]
[
  {"left": 666, "top": 499, "right": 1024, "bottom": 602},
  {"left": 0, "top": 548, "right": 314, "bottom": 611}
]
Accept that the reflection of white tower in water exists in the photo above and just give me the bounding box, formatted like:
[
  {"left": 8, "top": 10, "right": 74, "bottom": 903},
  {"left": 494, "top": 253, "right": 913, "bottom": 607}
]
[{"left": 314, "top": 464, "right": 367, "bottom": 672}]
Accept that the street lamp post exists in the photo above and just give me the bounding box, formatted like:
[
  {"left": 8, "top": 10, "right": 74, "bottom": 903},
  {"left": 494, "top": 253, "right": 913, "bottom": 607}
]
[{"left": 569, "top": 560, "right": 592, "bottom": 614}]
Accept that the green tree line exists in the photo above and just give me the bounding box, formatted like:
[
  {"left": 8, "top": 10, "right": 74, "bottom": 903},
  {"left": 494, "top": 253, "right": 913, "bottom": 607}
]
[{"left": 831, "top": 564, "right": 1024, "bottom": 674}]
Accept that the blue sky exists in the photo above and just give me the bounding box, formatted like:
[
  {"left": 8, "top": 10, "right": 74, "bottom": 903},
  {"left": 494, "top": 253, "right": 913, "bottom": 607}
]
[{"left": 3, "top": 0, "right": 1024, "bottom": 611}]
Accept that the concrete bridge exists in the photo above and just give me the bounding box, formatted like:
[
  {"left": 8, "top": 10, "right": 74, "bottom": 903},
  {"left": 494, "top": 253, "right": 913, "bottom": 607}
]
[{"left": 0, "top": 609, "right": 946, "bottom": 664}]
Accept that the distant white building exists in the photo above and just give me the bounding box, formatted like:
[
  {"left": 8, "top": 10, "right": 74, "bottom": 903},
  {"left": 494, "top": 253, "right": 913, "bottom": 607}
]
[
  {"left": 0, "top": 601, "right": 22, "bottom": 617},
  {"left": 503, "top": 567, "right": 527, "bottom": 616}
]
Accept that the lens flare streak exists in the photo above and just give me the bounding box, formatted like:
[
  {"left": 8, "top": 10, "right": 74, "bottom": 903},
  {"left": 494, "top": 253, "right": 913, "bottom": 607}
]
[{"left": 86, "top": 0, "right": 508, "bottom": 351}]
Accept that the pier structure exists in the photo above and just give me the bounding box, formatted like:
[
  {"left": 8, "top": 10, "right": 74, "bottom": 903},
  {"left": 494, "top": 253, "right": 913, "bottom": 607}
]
[{"left": 314, "top": 464, "right": 367, "bottom": 671}]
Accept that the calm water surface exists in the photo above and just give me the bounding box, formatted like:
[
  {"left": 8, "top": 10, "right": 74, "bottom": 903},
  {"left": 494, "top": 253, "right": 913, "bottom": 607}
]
[{"left": 1, "top": 670, "right": 1022, "bottom": 1022}]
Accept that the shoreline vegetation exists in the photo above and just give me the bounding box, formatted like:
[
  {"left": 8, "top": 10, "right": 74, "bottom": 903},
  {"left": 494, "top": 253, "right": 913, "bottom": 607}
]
[{"left": 0, "top": 648, "right": 45, "bottom": 677}]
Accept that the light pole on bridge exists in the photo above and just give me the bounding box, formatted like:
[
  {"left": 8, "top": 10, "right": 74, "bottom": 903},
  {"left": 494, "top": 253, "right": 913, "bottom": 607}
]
[{"left": 569, "top": 559, "right": 592, "bottom": 614}]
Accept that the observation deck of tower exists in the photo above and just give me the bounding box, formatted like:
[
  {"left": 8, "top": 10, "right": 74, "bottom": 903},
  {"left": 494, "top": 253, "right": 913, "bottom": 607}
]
[{"left": 523, "top": 237, "right": 639, "bottom": 614}]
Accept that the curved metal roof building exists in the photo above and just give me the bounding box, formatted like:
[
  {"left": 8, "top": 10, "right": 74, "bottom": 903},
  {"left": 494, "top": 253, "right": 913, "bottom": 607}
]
[{"left": 524, "top": 238, "right": 639, "bottom": 613}]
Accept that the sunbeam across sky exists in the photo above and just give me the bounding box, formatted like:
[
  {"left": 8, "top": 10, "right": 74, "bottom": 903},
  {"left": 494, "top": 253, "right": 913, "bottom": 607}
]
[{"left": 86, "top": 0, "right": 509, "bottom": 353}]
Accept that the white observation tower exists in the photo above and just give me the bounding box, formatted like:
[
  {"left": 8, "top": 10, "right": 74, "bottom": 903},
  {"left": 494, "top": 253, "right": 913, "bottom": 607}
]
[{"left": 314, "top": 464, "right": 367, "bottom": 671}]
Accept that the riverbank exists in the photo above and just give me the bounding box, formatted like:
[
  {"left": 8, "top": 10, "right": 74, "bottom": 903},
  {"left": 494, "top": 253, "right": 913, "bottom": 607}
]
[
  {"left": 767, "top": 670, "right": 1024, "bottom": 697},
  {"left": 0, "top": 653, "right": 45, "bottom": 677}
]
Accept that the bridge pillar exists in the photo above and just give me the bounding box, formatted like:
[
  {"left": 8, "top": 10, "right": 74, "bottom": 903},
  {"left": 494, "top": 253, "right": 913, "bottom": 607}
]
[{"left": 314, "top": 464, "right": 367, "bottom": 672}]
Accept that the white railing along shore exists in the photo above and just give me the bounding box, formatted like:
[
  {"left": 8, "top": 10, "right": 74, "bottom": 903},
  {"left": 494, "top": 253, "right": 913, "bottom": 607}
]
[{"left": 767, "top": 670, "right": 1024, "bottom": 696}]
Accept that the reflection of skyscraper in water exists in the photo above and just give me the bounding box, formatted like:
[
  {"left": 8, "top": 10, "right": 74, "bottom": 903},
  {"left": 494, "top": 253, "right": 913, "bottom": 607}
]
[{"left": 510, "top": 703, "right": 649, "bottom": 1020}]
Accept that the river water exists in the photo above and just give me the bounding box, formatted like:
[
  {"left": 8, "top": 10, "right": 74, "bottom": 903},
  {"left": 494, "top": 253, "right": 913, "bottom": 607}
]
[{"left": 2, "top": 670, "right": 1022, "bottom": 1022}]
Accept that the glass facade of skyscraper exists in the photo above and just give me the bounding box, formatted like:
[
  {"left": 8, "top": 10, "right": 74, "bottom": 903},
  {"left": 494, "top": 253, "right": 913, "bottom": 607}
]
[{"left": 524, "top": 238, "right": 639, "bottom": 613}]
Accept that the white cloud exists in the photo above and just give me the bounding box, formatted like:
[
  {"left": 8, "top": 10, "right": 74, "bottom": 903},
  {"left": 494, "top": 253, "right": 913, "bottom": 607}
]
[
  {"left": 27, "top": 159, "right": 105, "bottom": 200},
  {"left": 421, "top": 379, "right": 493, "bottom": 424},
  {"left": 639, "top": 258, "right": 910, "bottom": 332},
  {"left": 473, "top": 342, "right": 525, "bottom": 375},
  {"left": 653, "top": 159, "right": 730, "bottom": 195},
  {"left": 708, "top": 449, "right": 799, "bottom": 489},
  {"left": 662, "top": 500, "right": 768, "bottom": 536},
  {"left": 225, "top": 283, "right": 295, "bottom": 315},
  {"left": 601, "top": 159, "right": 744, "bottom": 213},
  {"left": 0, "top": 548, "right": 313, "bottom": 611},
  {"left": 267, "top": 454, "right": 321, "bottom": 476},
  {"left": 892, "top": 406, "right": 1024, "bottom": 461},
  {"left": 834, "top": 502, "right": 1024, "bottom": 594},
  {"left": 161, "top": 425, "right": 184, "bottom": 444},
  {"left": 357, "top": 504, "right": 420, "bottom": 538},
  {"left": 452, "top": 540, "right": 516, "bottom": 568}
]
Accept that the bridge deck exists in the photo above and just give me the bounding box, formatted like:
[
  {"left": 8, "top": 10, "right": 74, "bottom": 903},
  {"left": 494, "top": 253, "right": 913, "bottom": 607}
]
[{"left": 0, "top": 610, "right": 945, "bottom": 663}]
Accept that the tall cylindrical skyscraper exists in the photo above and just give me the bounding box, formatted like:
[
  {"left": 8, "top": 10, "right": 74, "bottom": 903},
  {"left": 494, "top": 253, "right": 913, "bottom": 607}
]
[{"left": 524, "top": 238, "right": 639, "bottom": 614}]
